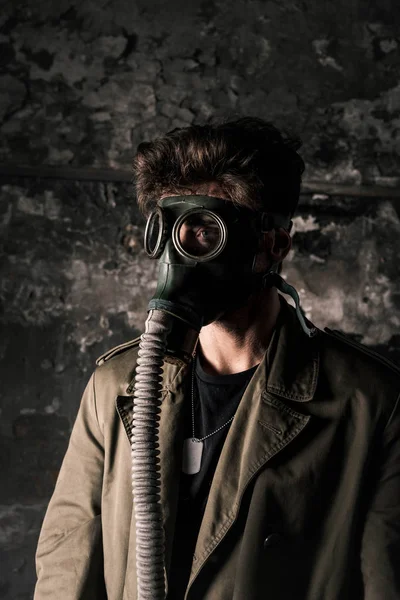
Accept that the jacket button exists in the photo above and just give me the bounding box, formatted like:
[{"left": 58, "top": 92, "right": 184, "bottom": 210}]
[{"left": 263, "top": 533, "right": 283, "bottom": 549}]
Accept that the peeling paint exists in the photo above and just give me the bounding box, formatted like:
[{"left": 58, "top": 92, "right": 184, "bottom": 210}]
[
  {"left": 312, "top": 39, "right": 343, "bottom": 72},
  {"left": 44, "top": 398, "right": 61, "bottom": 414},
  {"left": 292, "top": 215, "right": 321, "bottom": 233},
  {"left": 379, "top": 38, "right": 398, "bottom": 54},
  {"left": 0, "top": 507, "right": 25, "bottom": 546}
]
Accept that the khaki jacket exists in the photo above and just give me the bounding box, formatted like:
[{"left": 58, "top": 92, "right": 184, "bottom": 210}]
[{"left": 34, "top": 300, "right": 400, "bottom": 599}]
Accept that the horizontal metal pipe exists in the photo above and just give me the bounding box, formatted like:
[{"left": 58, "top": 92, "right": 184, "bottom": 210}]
[
  {"left": 0, "top": 164, "right": 400, "bottom": 198},
  {"left": 0, "top": 164, "right": 134, "bottom": 183},
  {"left": 301, "top": 180, "right": 400, "bottom": 198}
]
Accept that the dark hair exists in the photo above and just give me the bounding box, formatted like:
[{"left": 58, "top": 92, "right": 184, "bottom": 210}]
[{"left": 133, "top": 117, "right": 305, "bottom": 216}]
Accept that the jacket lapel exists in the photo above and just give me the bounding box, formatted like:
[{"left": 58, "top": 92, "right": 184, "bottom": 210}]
[{"left": 188, "top": 299, "right": 319, "bottom": 586}]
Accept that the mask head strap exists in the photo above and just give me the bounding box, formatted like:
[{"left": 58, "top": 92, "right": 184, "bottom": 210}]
[
  {"left": 263, "top": 272, "right": 317, "bottom": 338},
  {"left": 260, "top": 212, "right": 293, "bottom": 233}
]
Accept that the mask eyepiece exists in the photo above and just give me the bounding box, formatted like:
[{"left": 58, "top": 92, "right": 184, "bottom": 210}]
[
  {"left": 144, "top": 207, "right": 165, "bottom": 258},
  {"left": 172, "top": 208, "right": 227, "bottom": 262}
]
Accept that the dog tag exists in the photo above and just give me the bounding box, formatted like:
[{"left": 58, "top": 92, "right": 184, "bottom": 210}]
[{"left": 182, "top": 438, "right": 203, "bottom": 474}]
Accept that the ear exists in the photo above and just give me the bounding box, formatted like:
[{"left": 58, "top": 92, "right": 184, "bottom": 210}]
[
  {"left": 252, "top": 228, "right": 292, "bottom": 273},
  {"left": 264, "top": 228, "right": 292, "bottom": 262}
]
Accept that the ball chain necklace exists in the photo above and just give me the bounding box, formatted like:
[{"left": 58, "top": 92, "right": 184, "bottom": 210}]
[{"left": 182, "top": 353, "right": 237, "bottom": 475}]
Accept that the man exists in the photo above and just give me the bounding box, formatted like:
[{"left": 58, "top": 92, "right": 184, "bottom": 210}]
[{"left": 35, "top": 118, "right": 400, "bottom": 599}]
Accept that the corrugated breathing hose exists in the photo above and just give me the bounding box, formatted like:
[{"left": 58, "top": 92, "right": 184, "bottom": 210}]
[{"left": 131, "top": 309, "right": 172, "bottom": 600}]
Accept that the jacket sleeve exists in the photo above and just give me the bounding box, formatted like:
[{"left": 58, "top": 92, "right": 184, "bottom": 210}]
[
  {"left": 34, "top": 371, "right": 107, "bottom": 600},
  {"left": 361, "top": 392, "right": 400, "bottom": 600}
]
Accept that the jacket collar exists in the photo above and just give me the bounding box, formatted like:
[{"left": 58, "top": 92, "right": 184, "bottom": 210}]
[{"left": 264, "top": 296, "right": 319, "bottom": 402}]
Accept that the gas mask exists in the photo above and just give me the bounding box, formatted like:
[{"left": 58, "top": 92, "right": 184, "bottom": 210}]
[
  {"left": 143, "top": 195, "right": 302, "bottom": 360},
  {"left": 143, "top": 195, "right": 313, "bottom": 357},
  {"left": 131, "top": 195, "right": 315, "bottom": 600}
]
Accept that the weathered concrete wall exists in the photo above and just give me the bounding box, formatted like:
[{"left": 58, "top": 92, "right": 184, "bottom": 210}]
[
  {"left": 1, "top": 0, "right": 400, "bottom": 597},
  {"left": 2, "top": 0, "right": 400, "bottom": 184}
]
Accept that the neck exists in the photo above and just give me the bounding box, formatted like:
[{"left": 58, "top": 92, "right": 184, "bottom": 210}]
[{"left": 197, "top": 288, "right": 281, "bottom": 375}]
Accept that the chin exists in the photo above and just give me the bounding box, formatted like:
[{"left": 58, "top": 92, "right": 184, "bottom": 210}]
[
  {"left": 213, "top": 289, "right": 275, "bottom": 325},
  {"left": 212, "top": 300, "right": 252, "bottom": 326}
]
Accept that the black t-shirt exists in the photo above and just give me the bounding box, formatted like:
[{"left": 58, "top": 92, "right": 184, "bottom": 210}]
[{"left": 167, "top": 354, "right": 258, "bottom": 599}]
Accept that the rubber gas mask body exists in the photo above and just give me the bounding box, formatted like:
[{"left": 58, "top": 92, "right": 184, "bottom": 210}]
[{"left": 144, "top": 194, "right": 291, "bottom": 334}]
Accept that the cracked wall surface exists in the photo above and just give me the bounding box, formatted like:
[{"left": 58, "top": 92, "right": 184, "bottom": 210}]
[
  {"left": 1, "top": 0, "right": 400, "bottom": 597},
  {"left": 1, "top": 0, "right": 400, "bottom": 183}
]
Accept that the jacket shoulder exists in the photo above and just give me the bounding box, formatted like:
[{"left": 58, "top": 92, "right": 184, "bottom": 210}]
[
  {"left": 323, "top": 327, "right": 400, "bottom": 377},
  {"left": 96, "top": 336, "right": 141, "bottom": 366}
]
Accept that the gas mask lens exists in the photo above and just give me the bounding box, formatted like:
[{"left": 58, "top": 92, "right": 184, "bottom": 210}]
[
  {"left": 144, "top": 207, "right": 164, "bottom": 258},
  {"left": 144, "top": 206, "right": 228, "bottom": 262},
  {"left": 173, "top": 209, "right": 227, "bottom": 261}
]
